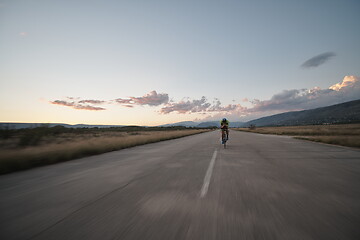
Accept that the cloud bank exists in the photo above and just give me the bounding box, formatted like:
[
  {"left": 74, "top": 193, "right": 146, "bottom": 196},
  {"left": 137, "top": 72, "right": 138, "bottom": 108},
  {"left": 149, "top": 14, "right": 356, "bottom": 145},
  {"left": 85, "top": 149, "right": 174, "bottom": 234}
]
[
  {"left": 249, "top": 76, "right": 359, "bottom": 114},
  {"left": 49, "top": 76, "right": 360, "bottom": 122},
  {"left": 301, "top": 52, "right": 336, "bottom": 68},
  {"left": 201, "top": 75, "right": 360, "bottom": 121}
]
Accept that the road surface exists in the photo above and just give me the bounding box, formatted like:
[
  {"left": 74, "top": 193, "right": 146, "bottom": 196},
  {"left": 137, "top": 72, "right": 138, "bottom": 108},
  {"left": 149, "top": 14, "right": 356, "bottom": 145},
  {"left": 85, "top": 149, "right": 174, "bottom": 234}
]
[{"left": 1, "top": 130, "right": 360, "bottom": 240}]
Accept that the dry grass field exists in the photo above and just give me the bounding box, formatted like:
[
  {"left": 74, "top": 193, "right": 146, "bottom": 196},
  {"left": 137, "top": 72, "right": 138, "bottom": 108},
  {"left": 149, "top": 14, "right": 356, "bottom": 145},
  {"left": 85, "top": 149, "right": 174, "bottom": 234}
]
[
  {"left": 236, "top": 124, "right": 360, "bottom": 148},
  {"left": 0, "top": 129, "right": 208, "bottom": 174}
]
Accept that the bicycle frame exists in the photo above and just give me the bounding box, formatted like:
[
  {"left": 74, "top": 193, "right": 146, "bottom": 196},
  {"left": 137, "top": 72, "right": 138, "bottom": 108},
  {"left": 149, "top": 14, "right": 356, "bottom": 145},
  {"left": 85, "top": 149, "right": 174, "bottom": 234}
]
[{"left": 221, "top": 128, "right": 228, "bottom": 148}]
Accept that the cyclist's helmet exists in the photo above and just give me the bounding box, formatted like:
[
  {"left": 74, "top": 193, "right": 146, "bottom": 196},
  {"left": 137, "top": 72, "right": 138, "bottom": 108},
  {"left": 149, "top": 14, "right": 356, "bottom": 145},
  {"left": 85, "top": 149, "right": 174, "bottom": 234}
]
[{"left": 222, "top": 118, "right": 227, "bottom": 122}]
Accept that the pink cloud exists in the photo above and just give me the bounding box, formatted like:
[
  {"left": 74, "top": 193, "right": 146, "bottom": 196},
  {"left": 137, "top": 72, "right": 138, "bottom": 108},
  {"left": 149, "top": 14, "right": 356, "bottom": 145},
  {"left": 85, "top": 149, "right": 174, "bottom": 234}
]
[
  {"left": 50, "top": 100, "right": 106, "bottom": 111},
  {"left": 329, "top": 75, "right": 358, "bottom": 91}
]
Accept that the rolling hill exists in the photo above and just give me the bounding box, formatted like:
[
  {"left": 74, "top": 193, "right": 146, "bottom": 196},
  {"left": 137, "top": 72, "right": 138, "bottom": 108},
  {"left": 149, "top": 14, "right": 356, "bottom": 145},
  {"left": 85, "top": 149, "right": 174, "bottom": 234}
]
[{"left": 244, "top": 99, "right": 360, "bottom": 127}]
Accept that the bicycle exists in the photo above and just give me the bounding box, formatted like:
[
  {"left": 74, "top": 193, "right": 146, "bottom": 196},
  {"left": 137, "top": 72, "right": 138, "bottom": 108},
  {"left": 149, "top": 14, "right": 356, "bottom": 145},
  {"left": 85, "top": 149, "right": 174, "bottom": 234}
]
[{"left": 221, "top": 128, "right": 228, "bottom": 149}]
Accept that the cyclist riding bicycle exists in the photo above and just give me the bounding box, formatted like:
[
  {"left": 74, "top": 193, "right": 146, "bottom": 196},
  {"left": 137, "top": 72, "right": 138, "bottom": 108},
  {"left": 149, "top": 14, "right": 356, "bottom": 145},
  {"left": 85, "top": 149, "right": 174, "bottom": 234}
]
[{"left": 220, "top": 118, "right": 229, "bottom": 141}]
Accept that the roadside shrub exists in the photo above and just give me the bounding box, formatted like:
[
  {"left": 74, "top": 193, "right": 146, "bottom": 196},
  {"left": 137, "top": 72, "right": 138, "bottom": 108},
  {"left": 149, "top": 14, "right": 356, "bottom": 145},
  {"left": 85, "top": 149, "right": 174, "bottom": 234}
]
[
  {"left": 0, "top": 128, "right": 14, "bottom": 139},
  {"left": 18, "top": 133, "right": 42, "bottom": 147}
]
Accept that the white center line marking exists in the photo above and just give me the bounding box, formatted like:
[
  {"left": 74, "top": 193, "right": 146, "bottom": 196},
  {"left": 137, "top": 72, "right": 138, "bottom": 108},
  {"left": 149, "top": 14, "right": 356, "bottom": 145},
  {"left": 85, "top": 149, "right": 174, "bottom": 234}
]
[{"left": 200, "top": 150, "right": 218, "bottom": 198}]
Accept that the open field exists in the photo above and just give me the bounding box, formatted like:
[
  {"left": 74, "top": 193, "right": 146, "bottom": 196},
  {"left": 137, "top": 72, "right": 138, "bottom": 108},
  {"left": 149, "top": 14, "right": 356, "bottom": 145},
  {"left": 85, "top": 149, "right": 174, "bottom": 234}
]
[
  {"left": 0, "top": 127, "right": 209, "bottom": 174},
  {"left": 235, "top": 124, "right": 360, "bottom": 148}
]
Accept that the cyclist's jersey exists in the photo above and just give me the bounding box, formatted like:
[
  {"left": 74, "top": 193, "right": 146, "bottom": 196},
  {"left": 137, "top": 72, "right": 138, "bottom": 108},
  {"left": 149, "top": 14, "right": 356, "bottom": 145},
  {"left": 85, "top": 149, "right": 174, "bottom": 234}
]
[{"left": 220, "top": 120, "right": 229, "bottom": 127}]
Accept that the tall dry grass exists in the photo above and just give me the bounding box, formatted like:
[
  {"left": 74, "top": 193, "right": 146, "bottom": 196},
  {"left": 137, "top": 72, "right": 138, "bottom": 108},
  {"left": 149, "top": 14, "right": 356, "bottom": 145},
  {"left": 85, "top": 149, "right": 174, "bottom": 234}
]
[
  {"left": 236, "top": 124, "right": 360, "bottom": 136},
  {"left": 295, "top": 136, "right": 360, "bottom": 148},
  {"left": 235, "top": 124, "right": 360, "bottom": 148},
  {"left": 0, "top": 130, "right": 208, "bottom": 174}
]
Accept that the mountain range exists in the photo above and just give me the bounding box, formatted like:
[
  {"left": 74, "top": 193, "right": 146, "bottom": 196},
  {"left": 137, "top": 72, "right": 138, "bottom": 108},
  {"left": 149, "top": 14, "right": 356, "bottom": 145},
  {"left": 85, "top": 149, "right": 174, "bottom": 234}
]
[
  {"left": 159, "top": 99, "right": 360, "bottom": 127},
  {"left": 1, "top": 99, "right": 359, "bottom": 129}
]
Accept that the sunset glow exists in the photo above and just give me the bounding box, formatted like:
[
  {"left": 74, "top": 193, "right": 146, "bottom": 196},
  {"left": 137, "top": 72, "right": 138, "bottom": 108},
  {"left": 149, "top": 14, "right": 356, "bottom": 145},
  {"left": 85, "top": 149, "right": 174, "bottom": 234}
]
[{"left": 329, "top": 76, "right": 359, "bottom": 91}]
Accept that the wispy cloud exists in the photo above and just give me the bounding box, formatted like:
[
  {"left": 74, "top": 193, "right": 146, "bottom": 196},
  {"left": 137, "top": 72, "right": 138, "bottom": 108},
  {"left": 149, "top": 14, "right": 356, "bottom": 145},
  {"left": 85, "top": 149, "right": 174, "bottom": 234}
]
[
  {"left": 50, "top": 99, "right": 106, "bottom": 111},
  {"left": 78, "top": 100, "right": 106, "bottom": 105},
  {"left": 19, "top": 32, "right": 28, "bottom": 37},
  {"left": 115, "top": 90, "right": 169, "bottom": 106},
  {"left": 301, "top": 52, "right": 336, "bottom": 68},
  {"left": 114, "top": 99, "right": 132, "bottom": 104}
]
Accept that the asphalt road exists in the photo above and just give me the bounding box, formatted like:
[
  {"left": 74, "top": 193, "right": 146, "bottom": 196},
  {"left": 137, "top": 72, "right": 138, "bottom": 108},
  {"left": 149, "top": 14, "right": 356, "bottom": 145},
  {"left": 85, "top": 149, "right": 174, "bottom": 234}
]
[{"left": 1, "top": 130, "right": 360, "bottom": 240}]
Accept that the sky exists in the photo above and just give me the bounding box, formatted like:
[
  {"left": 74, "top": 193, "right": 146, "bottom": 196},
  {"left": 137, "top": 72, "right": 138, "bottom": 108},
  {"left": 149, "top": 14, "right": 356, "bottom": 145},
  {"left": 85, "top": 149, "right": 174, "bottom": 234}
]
[{"left": 1, "top": 0, "right": 360, "bottom": 126}]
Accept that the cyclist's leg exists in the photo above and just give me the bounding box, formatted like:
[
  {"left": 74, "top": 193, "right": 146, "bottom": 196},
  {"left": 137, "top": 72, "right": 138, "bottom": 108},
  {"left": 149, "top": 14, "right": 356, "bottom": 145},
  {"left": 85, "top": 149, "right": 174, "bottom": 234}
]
[
  {"left": 221, "top": 129, "right": 225, "bottom": 142},
  {"left": 226, "top": 129, "right": 229, "bottom": 140}
]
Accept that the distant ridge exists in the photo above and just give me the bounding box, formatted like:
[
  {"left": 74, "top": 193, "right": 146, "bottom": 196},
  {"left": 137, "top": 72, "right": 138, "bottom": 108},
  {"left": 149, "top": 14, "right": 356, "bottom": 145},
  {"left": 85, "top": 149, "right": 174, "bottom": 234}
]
[
  {"left": 245, "top": 99, "right": 360, "bottom": 127},
  {"left": 160, "top": 121, "right": 199, "bottom": 127},
  {"left": 160, "top": 121, "right": 245, "bottom": 128},
  {"left": 2, "top": 100, "right": 359, "bottom": 129}
]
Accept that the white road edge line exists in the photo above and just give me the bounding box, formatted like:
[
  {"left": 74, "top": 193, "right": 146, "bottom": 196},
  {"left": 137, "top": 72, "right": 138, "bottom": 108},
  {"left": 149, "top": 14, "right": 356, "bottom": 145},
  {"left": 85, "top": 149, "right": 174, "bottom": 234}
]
[{"left": 200, "top": 150, "right": 218, "bottom": 198}]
